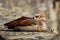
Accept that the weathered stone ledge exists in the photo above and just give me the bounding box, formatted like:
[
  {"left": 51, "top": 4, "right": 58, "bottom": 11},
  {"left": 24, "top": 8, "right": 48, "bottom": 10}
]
[{"left": 0, "top": 31, "right": 56, "bottom": 40}]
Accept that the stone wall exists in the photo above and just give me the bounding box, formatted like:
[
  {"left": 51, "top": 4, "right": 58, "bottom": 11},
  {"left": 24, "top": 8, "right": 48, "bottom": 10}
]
[{"left": 0, "top": 0, "right": 59, "bottom": 40}]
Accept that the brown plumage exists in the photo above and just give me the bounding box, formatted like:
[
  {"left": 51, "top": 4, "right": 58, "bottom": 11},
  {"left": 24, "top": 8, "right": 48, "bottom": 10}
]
[
  {"left": 4, "top": 15, "right": 47, "bottom": 32},
  {"left": 4, "top": 16, "right": 36, "bottom": 29}
]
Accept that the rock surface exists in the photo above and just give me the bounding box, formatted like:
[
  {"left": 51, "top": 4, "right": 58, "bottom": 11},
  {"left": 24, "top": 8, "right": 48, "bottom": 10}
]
[
  {"left": 0, "top": 8, "right": 59, "bottom": 40},
  {"left": 0, "top": 31, "right": 56, "bottom": 40}
]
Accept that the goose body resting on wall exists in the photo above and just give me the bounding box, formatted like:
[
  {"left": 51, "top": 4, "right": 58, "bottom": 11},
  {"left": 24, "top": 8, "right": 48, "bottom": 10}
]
[{"left": 4, "top": 14, "right": 48, "bottom": 32}]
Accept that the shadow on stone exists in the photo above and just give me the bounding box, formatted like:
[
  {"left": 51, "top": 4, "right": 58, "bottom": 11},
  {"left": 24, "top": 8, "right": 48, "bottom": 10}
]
[
  {"left": 0, "top": 35, "right": 5, "bottom": 40},
  {"left": 50, "top": 34, "right": 60, "bottom": 40}
]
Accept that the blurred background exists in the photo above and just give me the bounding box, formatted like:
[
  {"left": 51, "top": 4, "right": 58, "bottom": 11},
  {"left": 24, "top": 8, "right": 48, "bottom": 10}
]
[{"left": 0, "top": 0, "right": 60, "bottom": 34}]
